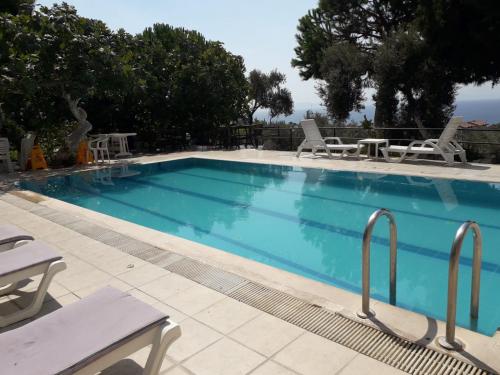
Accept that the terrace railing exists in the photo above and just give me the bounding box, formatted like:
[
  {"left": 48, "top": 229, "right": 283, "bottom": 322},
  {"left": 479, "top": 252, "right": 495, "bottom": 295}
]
[
  {"left": 134, "top": 124, "right": 500, "bottom": 162},
  {"left": 256, "top": 125, "right": 500, "bottom": 162}
]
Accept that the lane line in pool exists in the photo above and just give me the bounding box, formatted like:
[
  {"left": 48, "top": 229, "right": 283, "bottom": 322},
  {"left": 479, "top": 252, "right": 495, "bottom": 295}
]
[
  {"left": 126, "top": 177, "right": 500, "bottom": 274},
  {"left": 172, "top": 170, "right": 500, "bottom": 231}
]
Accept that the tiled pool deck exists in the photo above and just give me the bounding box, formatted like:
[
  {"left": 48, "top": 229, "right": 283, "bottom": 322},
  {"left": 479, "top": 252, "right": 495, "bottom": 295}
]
[{"left": 1, "top": 150, "right": 500, "bottom": 374}]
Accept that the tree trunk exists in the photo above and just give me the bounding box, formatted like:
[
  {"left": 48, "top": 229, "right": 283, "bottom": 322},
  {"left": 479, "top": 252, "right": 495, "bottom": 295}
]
[
  {"left": 0, "top": 103, "right": 5, "bottom": 133},
  {"left": 413, "top": 114, "right": 431, "bottom": 139},
  {"left": 248, "top": 109, "right": 256, "bottom": 125},
  {"left": 63, "top": 93, "right": 93, "bottom": 153},
  {"left": 404, "top": 91, "right": 430, "bottom": 139},
  {"left": 373, "top": 103, "right": 381, "bottom": 128}
]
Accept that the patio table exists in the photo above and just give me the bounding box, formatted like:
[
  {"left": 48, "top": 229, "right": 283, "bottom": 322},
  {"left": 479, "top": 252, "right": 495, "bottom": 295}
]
[{"left": 356, "top": 138, "right": 389, "bottom": 160}]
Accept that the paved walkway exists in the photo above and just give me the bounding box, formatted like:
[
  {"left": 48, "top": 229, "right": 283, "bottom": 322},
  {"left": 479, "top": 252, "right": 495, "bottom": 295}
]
[{"left": 0, "top": 198, "right": 405, "bottom": 375}]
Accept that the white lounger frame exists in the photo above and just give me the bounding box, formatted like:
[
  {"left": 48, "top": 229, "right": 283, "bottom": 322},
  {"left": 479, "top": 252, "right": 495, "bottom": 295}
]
[
  {"left": 0, "top": 239, "right": 32, "bottom": 252},
  {"left": 0, "top": 260, "right": 67, "bottom": 327},
  {"left": 296, "top": 119, "right": 359, "bottom": 159},
  {"left": 380, "top": 117, "right": 467, "bottom": 165},
  {"left": 381, "top": 139, "right": 467, "bottom": 165},
  {"left": 74, "top": 320, "right": 181, "bottom": 375}
]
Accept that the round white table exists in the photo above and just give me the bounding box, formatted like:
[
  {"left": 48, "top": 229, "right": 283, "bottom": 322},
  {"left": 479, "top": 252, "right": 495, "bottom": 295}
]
[{"left": 356, "top": 138, "right": 389, "bottom": 160}]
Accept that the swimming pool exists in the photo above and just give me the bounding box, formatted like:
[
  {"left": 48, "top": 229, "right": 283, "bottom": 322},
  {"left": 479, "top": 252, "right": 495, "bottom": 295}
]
[{"left": 19, "top": 158, "right": 500, "bottom": 335}]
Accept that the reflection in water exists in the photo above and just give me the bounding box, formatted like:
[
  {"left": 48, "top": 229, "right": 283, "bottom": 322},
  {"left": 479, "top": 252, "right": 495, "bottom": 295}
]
[
  {"left": 405, "top": 176, "right": 458, "bottom": 211},
  {"left": 46, "top": 160, "right": 293, "bottom": 238}
]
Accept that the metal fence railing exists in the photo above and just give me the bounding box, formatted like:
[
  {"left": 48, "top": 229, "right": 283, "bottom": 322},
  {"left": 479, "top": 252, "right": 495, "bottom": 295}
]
[
  {"left": 134, "top": 125, "right": 500, "bottom": 163},
  {"left": 253, "top": 126, "right": 500, "bottom": 163}
]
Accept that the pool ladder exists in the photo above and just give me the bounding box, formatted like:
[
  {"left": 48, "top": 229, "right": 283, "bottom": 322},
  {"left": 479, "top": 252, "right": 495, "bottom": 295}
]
[
  {"left": 357, "top": 209, "right": 483, "bottom": 352},
  {"left": 437, "top": 221, "right": 482, "bottom": 351},
  {"left": 357, "top": 208, "right": 398, "bottom": 319}
]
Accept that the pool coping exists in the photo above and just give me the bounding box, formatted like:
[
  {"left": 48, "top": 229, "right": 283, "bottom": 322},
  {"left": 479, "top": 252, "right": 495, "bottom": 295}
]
[
  {"left": 133, "top": 150, "right": 500, "bottom": 184},
  {"left": 3, "top": 151, "right": 500, "bottom": 373}
]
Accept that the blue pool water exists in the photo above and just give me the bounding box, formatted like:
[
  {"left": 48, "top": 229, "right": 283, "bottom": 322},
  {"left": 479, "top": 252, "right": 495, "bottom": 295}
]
[{"left": 19, "top": 158, "right": 500, "bottom": 335}]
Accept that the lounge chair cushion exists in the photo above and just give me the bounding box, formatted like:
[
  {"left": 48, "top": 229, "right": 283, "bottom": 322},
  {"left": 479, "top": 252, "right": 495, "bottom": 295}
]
[
  {"left": 0, "top": 224, "right": 34, "bottom": 246},
  {"left": 0, "top": 240, "right": 62, "bottom": 278},
  {"left": 0, "top": 287, "right": 168, "bottom": 375}
]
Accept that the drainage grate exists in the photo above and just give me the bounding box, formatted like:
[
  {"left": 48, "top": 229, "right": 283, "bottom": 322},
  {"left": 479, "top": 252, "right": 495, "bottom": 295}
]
[
  {"left": 2, "top": 193, "right": 493, "bottom": 375},
  {"left": 165, "top": 258, "right": 248, "bottom": 294},
  {"left": 228, "top": 283, "right": 491, "bottom": 375}
]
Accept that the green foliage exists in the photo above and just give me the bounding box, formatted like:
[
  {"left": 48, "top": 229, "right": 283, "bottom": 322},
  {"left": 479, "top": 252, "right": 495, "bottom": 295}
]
[
  {"left": 0, "top": 3, "right": 248, "bottom": 157},
  {"left": 0, "top": 0, "right": 34, "bottom": 15},
  {"left": 317, "top": 43, "right": 368, "bottom": 121},
  {"left": 292, "top": 0, "right": 500, "bottom": 129},
  {"left": 247, "top": 69, "right": 294, "bottom": 124},
  {"left": 0, "top": 3, "right": 127, "bottom": 142},
  {"left": 304, "top": 110, "right": 330, "bottom": 127},
  {"left": 360, "top": 115, "right": 373, "bottom": 129},
  {"left": 417, "top": 0, "right": 500, "bottom": 85}
]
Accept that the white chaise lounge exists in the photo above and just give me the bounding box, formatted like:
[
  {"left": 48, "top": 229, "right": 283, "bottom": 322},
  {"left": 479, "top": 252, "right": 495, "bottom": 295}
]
[
  {"left": 296, "top": 119, "right": 360, "bottom": 159},
  {"left": 0, "top": 240, "right": 66, "bottom": 327},
  {"left": 0, "top": 287, "right": 181, "bottom": 375},
  {"left": 380, "top": 117, "right": 467, "bottom": 165},
  {"left": 0, "top": 224, "right": 34, "bottom": 251}
]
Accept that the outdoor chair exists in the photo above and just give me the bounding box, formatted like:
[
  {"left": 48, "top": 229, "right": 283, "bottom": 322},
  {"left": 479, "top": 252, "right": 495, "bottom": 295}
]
[
  {"left": 0, "top": 240, "right": 66, "bottom": 327},
  {"left": 89, "top": 135, "right": 111, "bottom": 164},
  {"left": 296, "top": 119, "right": 360, "bottom": 159},
  {"left": 381, "top": 117, "right": 467, "bottom": 165},
  {"left": 0, "top": 287, "right": 181, "bottom": 375},
  {"left": 0, "top": 224, "right": 34, "bottom": 251}
]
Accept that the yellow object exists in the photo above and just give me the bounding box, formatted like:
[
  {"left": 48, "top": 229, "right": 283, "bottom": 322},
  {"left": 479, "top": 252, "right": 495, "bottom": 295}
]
[
  {"left": 76, "top": 140, "right": 94, "bottom": 165},
  {"left": 30, "top": 145, "right": 48, "bottom": 170}
]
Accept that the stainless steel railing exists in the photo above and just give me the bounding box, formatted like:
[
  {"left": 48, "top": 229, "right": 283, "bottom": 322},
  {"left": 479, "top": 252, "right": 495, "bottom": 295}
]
[
  {"left": 437, "top": 221, "right": 483, "bottom": 351},
  {"left": 357, "top": 209, "right": 398, "bottom": 319}
]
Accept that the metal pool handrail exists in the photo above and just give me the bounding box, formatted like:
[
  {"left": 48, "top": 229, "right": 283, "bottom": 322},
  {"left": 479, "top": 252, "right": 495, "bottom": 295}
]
[
  {"left": 358, "top": 209, "right": 398, "bottom": 319},
  {"left": 438, "top": 221, "right": 483, "bottom": 351}
]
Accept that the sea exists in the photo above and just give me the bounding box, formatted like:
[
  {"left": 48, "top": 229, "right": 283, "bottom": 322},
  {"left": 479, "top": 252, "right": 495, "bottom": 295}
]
[{"left": 256, "top": 99, "right": 500, "bottom": 125}]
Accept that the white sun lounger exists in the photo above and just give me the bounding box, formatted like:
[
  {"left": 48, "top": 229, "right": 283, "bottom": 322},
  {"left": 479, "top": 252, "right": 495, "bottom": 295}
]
[
  {"left": 380, "top": 117, "right": 467, "bottom": 165},
  {"left": 0, "top": 287, "right": 181, "bottom": 375},
  {"left": 0, "top": 240, "right": 66, "bottom": 327},
  {"left": 296, "top": 119, "right": 360, "bottom": 159},
  {"left": 0, "top": 224, "right": 34, "bottom": 251}
]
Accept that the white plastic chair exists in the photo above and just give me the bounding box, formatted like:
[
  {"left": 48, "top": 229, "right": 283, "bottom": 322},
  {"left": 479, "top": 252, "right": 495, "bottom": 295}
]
[
  {"left": 381, "top": 117, "right": 467, "bottom": 165},
  {"left": 89, "top": 136, "right": 110, "bottom": 164},
  {"left": 296, "top": 119, "right": 360, "bottom": 159},
  {"left": 0, "top": 138, "right": 13, "bottom": 173}
]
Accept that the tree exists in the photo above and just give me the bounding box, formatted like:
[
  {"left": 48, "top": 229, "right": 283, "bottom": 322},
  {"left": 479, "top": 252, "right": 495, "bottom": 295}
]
[
  {"left": 1, "top": 2, "right": 251, "bottom": 159},
  {"left": 293, "top": 0, "right": 500, "bottom": 130},
  {"left": 246, "top": 69, "right": 294, "bottom": 124},
  {"left": 417, "top": 1, "right": 500, "bottom": 85},
  {"left": 0, "top": 0, "right": 34, "bottom": 15},
  {"left": 292, "top": 1, "right": 419, "bottom": 127},
  {"left": 0, "top": 3, "right": 130, "bottom": 152},
  {"left": 128, "top": 24, "right": 247, "bottom": 146},
  {"left": 317, "top": 43, "right": 368, "bottom": 122}
]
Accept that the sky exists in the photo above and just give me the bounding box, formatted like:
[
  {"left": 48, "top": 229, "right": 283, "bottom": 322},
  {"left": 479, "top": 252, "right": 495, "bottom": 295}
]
[{"left": 39, "top": 0, "right": 500, "bottom": 110}]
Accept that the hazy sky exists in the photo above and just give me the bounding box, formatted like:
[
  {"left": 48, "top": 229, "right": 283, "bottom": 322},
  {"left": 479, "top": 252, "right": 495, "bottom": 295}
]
[{"left": 39, "top": 0, "right": 500, "bottom": 108}]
